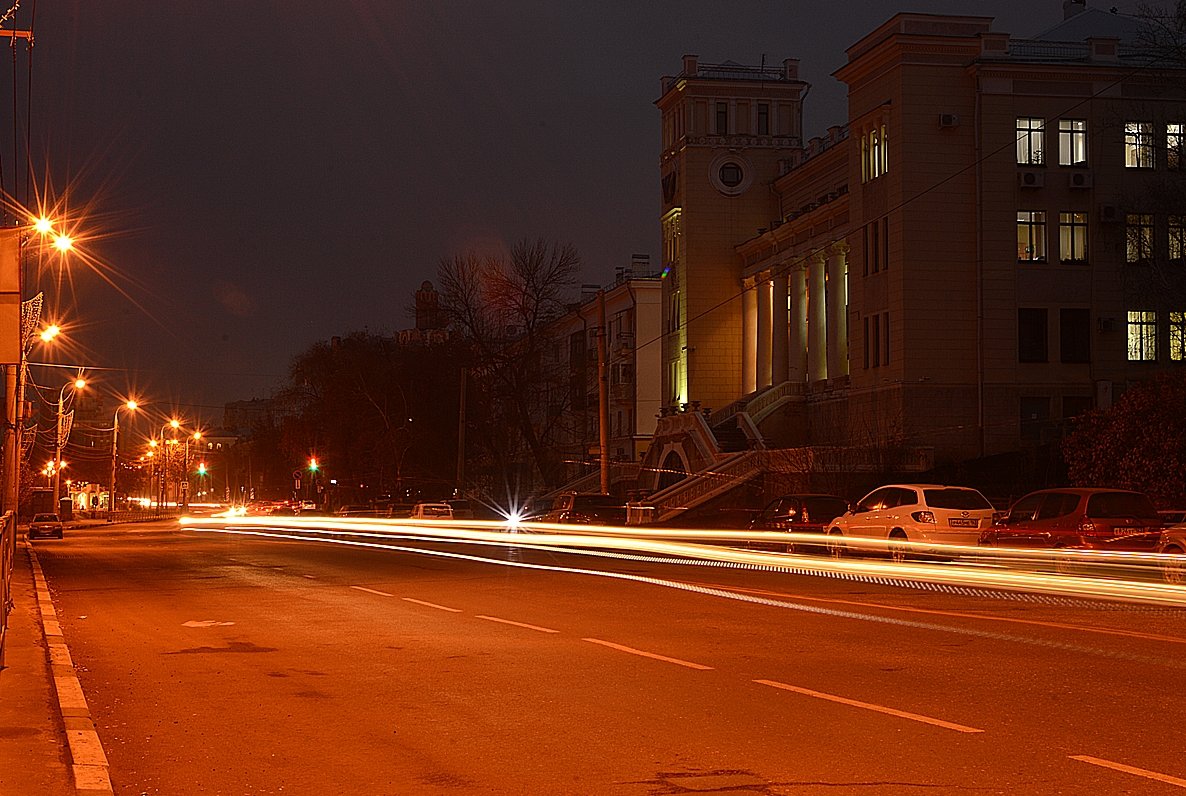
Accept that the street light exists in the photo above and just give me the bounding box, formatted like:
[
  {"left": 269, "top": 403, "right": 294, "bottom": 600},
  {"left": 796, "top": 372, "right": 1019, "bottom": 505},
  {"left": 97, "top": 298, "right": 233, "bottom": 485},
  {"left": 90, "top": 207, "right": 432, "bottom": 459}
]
[
  {"left": 108, "top": 399, "right": 138, "bottom": 522},
  {"left": 52, "top": 376, "right": 86, "bottom": 513},
  {"left": 182, "top": 430, "right": 201, "bottom": 512}
]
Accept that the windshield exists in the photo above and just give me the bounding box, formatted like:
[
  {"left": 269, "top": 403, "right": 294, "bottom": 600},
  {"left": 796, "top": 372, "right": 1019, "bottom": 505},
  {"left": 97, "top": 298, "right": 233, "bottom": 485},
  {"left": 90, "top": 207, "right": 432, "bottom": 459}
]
[
  {"left": 923, "top": 488, "right": 992, "bottom": 510},
  {"left": 572, "top": 495, "right": 626, "bottom": 509},
  {"left": 33, "top": 514, "right": 57, "bottom": 522},
  {"left": 801, "top": 497, "right": 848, "bottom": 523}
]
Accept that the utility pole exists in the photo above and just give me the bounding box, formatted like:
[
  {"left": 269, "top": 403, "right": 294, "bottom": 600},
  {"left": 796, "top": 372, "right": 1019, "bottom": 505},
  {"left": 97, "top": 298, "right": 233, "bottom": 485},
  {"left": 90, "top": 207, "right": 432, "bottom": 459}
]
[{"left": 597, "top": 290, "right": 610, "bottom": 494}]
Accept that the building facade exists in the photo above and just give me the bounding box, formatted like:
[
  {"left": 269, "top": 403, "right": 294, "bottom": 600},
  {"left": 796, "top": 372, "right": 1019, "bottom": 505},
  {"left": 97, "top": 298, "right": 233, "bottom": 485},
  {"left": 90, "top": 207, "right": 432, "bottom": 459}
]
[{"left": 647, "top": 5, "right": 1186, "bottom": 492}]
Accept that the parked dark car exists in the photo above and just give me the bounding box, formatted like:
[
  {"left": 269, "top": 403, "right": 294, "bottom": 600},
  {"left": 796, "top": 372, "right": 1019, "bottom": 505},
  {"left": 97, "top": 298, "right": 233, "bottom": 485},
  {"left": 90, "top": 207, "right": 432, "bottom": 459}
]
[
  {"left": 540, "top": 493, "right": 627, "bottom": 525},
  {"left": 749, "top": 494, "right": 849, "bottom": 552},
  {"left": 28, "top": 512, "right": 64, "bottom": 539},
  {"left": 981, "top": 488, "right": 1163, "bottom": 553}
]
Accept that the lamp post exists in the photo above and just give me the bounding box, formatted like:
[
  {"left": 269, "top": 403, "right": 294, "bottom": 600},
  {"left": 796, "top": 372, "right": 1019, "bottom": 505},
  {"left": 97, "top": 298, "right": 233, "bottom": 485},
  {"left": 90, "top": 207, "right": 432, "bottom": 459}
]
[
  {"left": 108, "top": 400, "right": 138, "bottom": 522},
  {"left": 52, "top": 377, "right": 86, "bottom": 514},
  {"left": 182, "top": 431, "right": 201, "bottom": 512}
]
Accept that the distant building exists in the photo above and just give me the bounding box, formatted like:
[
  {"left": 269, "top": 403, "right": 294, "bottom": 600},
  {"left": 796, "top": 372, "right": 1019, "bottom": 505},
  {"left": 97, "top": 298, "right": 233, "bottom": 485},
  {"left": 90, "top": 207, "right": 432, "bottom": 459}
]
[{"left": 641, "top": 3, "right": 1186, "bottom": 510}]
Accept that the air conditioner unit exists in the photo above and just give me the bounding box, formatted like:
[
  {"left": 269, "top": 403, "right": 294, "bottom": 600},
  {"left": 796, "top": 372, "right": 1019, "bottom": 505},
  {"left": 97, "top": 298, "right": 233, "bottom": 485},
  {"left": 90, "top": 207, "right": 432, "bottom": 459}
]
[
  {"left": 938, "top": 113, "right": 959, "bottom": 128},
  {"left": 1097, "top": 317, "right": 1116, "bottom": 333},
  {"left": 1018, "top": 170, "right": 1045, "bottom": 188},
  {"left": 1099, "top": 204, "right": 1120, "bottom": 223},
  {"left": 1068, "top": 171, "right": 1093, "bottom": 189}
]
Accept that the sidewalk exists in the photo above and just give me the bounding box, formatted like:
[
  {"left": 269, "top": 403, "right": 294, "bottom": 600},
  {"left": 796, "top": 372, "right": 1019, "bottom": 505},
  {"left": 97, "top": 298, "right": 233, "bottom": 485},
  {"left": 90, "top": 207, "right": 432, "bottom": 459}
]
[{"left": 0, "top": 541, "right": 75, "bottom": 795}]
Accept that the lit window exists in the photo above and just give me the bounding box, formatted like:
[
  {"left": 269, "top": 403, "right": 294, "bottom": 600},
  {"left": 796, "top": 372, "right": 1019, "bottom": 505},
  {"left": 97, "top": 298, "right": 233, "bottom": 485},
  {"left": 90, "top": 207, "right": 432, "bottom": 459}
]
[
  {"left": 1017, "top": 211, "right": 1047, "bottom": 261},
  {"left": 861, "top": 135, "right": 869, "bottom": 183},
  {"left": 1169, "top": 123, "right": 1185, "bottom": 170},
  {"left": 1127, "top": 310, "right": 1157, "bottom": 361},
  {"left": 1125, "top": 122, "right": 1154, "bottom": 168},
  {"left": 880, "top": 124, "right": 889, "bottom": 175},
  {"left": 1172, "top": 311, "right": 1186, "bottom": 361},
  {"left": 1059, "top": 212, "right": 1088, "bottom": 263},
  {"left": 1126, "top": 214, "right": 1154, "bottom": 264},
  {"left": 1016, "top": 117, "right": 1045, "bottom": 165},
  {"left": 870, "top": 128, "right": 882, "bottom": 179},
  {"left": 1059, "top": 119, "right": 1088, "bottom": 166},
  {"left": 1171, "top": 215, "right": 1186, "bottom": 262}
]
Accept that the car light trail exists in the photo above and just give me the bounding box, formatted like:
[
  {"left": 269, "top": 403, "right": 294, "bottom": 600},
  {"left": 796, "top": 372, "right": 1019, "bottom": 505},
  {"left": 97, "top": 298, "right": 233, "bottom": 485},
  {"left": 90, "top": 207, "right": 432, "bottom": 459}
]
[{"left": 181, "top": 515, "right": 1186, "bottom": 609}]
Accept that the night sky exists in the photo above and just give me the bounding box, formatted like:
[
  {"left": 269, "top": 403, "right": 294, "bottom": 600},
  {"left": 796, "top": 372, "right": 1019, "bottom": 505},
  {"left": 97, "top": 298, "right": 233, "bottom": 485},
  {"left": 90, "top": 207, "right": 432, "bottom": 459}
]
[{"left": 7, "top": 0, "right": 1159, "bottom": 419}]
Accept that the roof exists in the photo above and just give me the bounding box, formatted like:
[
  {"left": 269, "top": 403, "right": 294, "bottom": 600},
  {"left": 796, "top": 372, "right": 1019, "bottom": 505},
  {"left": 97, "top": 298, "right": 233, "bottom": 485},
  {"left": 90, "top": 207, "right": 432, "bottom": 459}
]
[{"left": 1030, "top": 8, "right": 1144, "bottom": 43}]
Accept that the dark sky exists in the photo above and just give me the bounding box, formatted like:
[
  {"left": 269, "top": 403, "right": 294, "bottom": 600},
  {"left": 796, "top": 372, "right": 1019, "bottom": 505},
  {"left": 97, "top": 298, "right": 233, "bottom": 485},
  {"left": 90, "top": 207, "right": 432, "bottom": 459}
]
[{"left": 10, "top": 0, "right": 1158, "bottom": 420}]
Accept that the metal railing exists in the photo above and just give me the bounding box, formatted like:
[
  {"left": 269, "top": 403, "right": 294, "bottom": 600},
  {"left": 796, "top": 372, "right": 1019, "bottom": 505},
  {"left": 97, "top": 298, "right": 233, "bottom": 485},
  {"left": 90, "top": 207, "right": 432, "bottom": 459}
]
[{"left": 1, "top": 511, "right": 14, "bottom": 667}]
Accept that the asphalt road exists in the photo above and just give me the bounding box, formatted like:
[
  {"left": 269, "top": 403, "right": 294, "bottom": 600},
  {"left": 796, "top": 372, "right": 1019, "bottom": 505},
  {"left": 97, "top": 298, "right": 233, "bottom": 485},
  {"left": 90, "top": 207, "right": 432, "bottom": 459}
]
[{"left": 30, "top": 519, "right": 1186, "bottom": 795}]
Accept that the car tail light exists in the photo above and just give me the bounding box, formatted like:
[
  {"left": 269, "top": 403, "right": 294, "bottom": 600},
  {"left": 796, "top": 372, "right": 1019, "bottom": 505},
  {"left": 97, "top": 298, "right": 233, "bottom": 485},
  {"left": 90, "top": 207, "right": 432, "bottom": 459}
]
[{"left": 911, "top": 511, "right": 936, "bottom": 524}]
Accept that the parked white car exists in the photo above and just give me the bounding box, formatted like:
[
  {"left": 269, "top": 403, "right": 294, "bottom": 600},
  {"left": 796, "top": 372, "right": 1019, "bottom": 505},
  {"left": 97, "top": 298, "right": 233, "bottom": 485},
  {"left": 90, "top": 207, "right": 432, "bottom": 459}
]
[
  {"left": 826, "top": 484, "right": 995, "bottom": 561},
  {"left": 410, "top": 502, "right": 453, "bottom": 520}
]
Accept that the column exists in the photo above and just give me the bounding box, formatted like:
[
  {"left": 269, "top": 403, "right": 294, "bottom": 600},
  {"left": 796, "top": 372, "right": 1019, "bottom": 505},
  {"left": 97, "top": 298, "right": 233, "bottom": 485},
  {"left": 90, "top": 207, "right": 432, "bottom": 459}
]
[
  {"left": 788, "top": 264, "right": 808, "bottom": 384},
  {"left": 772, "top": 271, "right": 790, "bottom": 384},
  {"left": 826, "top": 243, "right": 850, "bottom": 379},
  {"left": 757, "top": 277, "right": 773, "bottom": 390},
  {"left": 808, "top": 253, "right": 827, "bottom": 382},
  {"left": 742, "top": 277, "right": 757, "bottom": 394}
]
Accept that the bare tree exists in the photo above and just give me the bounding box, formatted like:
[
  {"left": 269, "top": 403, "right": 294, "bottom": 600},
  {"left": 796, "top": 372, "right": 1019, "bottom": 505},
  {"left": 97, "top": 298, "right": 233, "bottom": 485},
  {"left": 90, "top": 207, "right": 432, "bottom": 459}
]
[{"left": 437, "top": 239, "right": 581, "bottom": 490}]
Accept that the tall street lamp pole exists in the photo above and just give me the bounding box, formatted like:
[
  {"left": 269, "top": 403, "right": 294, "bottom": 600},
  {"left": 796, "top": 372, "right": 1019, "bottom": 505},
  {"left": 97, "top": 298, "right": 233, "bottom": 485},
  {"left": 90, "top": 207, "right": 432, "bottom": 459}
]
[
  {"left": 108, "top": 400, "right": 138, "bottom": 522},
  {"left": 182, "top": 431, "right": 200, "bottom": 512},
  {"left": 52, "top": 377, "right": 86, "bottom": 513}
]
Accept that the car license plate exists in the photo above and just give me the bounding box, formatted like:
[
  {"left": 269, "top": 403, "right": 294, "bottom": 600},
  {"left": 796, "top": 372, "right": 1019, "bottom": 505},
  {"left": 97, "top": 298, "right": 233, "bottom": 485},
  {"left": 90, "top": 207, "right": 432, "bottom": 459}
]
[{"left": 948, "top": 518, "right": 979, "bottom": 528}]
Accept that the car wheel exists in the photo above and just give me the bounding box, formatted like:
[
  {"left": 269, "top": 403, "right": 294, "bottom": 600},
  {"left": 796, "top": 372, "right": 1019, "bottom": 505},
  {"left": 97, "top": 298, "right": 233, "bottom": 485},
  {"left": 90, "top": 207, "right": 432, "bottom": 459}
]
[
  {"left": 888, "top": 529, "right": 910, "bottom": 563},
  {"left": 1051, "top": 544, "right": 1074, "bottom": 575},
  {"left": 1163, "top": 544, "right": 1186, "bottom": 586},
  {"left": 825, "top": 528, "right": 845, "bottom": 559}
]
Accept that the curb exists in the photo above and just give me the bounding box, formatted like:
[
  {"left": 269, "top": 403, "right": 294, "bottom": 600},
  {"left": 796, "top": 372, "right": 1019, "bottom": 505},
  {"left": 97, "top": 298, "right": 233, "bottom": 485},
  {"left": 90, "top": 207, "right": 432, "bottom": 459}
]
[{"left": 26, "top": 543, "right": 114, "bottom": 796}]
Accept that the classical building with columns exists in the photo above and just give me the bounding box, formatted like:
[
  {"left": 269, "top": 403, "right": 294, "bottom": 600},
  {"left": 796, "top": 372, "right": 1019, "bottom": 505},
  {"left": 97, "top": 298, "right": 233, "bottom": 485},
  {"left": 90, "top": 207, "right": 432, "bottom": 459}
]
[{"left": 635, "top": 4, "right": 1186, "bottom": 513}]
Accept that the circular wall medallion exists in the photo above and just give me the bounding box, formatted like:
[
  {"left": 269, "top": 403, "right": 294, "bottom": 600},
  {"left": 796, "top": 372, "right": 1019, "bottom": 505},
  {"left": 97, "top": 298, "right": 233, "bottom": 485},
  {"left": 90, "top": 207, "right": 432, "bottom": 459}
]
[{"left": 709, "top": 154, "right": 753, "bottom": 196}]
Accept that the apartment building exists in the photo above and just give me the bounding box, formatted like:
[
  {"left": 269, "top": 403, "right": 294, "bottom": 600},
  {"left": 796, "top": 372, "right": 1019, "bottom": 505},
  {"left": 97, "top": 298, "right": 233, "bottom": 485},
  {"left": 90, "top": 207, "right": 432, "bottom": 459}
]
[{"left": 644, "top": 3, "right": 1186, "bottom": 494}]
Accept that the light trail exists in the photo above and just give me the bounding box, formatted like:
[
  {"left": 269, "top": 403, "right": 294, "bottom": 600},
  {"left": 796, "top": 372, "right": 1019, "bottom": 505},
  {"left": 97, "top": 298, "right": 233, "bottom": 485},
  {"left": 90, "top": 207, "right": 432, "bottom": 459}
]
[
  {"left": 181, "top": 515, "right": 1186, "bottom": 609},
  {"left": 187, "top": 524, "right": 1186, "bottom": 670}
]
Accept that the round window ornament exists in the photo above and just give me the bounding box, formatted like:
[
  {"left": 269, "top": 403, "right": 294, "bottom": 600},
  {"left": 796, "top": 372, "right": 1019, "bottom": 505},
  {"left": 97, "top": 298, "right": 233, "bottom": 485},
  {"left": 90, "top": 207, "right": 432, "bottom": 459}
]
[{"left": 709, "top": 154, "right": 753, "bottom": 196}]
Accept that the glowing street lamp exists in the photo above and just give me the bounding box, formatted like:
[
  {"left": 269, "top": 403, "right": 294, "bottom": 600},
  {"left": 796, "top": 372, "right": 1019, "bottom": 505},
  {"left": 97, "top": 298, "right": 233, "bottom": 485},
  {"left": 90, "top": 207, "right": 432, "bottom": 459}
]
[
  {"left": 108, "top": 399, "right": 139, "bottom": 522},
  {"left": 52, "top": 377, "right": 86, "bottom": 510}
]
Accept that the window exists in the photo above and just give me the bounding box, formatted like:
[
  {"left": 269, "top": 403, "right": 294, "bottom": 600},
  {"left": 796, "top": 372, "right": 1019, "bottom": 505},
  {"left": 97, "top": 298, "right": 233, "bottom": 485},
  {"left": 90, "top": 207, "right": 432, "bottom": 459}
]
[
  {"left": 882, "top": 312, "right": 890, "bottom": 365},
  {"left": 715, "top": 102, "right": 728, "bottom": 136},
  {"left": 1125, "top": 122, "right": 1154, "bottom": 168},
  {"left": 1059, "top": 119, "right": 1088, "bottom": 166},
  {"left": 1063, "top": 396, "right": 1094, "bottom": 418},
  {"left": 1018, "top": 308, "right": 1049, "bottom": 362},
  {"left": 718, "top": 163, "right": 743, "bottom": 187},
  {"left": 1017, "top": 211, "right": 1047, "bottom": 261},
  {"left": 1168, "top": 123, "right": 1185, "bottom": 170},
  {"left": 870, "top": 220, "right": 880, "bottom": 273},
  {"left": 862, "top": 311, "right": 890, "bottom": 369},
  {"left": 1127, "top": 310, "right": 1157, "bottom": 361},
  {"left": 1060, "top": 308, "right": 1091, "bottom": 363},
  {"left": 757, "top": 103, "right": 769, "bottom": 136},
  {"left": 861, "top": 135, "right": 869, "bottom": 182},
  {"left": 1059, "top": 212, "right": 1088, "bottom": 263},
  {"left": 880, "top": 124, "right": 890, "bottom": 175},
  {"left": 1016, "top": 117, "right": 1045, "bottom": 165},
  {"left": 882, "top": 217, "right": 890, "bottom": 270},
  {"left": 1171, "top": 311, "right": 1186, "bottom": 361},
  {"left": 1171, "top": 216, "right": 1186, "bottom": 262},
  {"left": 871, "top": 314, "right": 881, "bottom": 368},
  {"left": 1126, "top": 214, "right": 1155, "bottom": 264}
]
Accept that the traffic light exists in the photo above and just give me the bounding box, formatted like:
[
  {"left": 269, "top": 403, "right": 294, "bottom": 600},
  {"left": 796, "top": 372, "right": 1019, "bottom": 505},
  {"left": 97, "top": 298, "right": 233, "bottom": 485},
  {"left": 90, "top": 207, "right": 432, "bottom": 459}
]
[
  {"left": 197, "top": 462, "right": 207, "bottom": 476},
  {"left": 308, "top": 457, "right": 319, "bottom": 472}
]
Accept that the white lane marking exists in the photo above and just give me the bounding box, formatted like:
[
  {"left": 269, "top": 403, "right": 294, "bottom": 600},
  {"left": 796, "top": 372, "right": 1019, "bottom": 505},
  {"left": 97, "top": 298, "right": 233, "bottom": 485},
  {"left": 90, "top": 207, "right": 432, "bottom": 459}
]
[
  {"left": 583, "top": 638, "right": 713, "bottom": 670},
  {"left": 755, "top": 679, "right": 984, "bottom": 734},
  {"left": 182, "top": 619, "right": 235, "bottom": 628},
  {"left": 475, "top": 615, "right": 559, "bottom": 633},
  {"left": 1070, "top": 755, "right": 1186, "bottom": 788},
  {"left": 402, "top": 597, "right": 462, "bottom": 613},
  {"left": 350, "top": 585, "right": 393, "bottom": 597}
]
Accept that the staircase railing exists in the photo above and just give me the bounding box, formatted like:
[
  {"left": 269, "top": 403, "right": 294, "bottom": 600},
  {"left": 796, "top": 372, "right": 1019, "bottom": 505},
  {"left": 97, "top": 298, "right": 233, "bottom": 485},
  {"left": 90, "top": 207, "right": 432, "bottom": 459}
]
[{"left": 633, "top": 451, "right": 764, "bottom": 522}]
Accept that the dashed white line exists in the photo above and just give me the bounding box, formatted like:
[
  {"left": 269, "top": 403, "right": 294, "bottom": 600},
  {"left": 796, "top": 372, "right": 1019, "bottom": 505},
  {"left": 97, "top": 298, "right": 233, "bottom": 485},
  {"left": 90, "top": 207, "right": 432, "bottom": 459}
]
[
  {"left": 582, "top": 638, "right": 713, "bottom": 670},
  {"left": 1070, "top": 755, "right": 1186, "bottom": 788},
  {"left": 475, "top": 615, "right": 559, "bottom": 633},
  {"left": 350, "top": 585, "right": 393, "bottom": 597},
  {"left": 755, "top": 679, "right": 984, "bottom": 734},
  {"left": 402, "top": 597, "right": 463, "bottom": 613}
]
